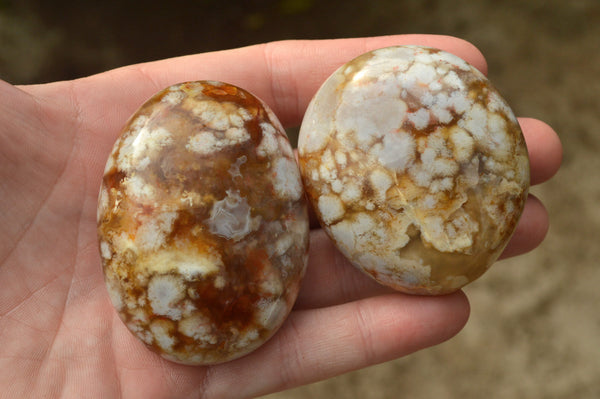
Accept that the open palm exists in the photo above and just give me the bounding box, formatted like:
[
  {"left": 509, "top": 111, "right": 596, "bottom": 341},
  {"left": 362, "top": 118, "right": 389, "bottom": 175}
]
[{"left": 0, "top": 35, "right": 561, "bottom": 398}]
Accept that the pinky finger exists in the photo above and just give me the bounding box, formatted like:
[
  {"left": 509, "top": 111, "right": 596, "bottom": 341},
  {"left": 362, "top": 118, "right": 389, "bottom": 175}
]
[{"left": 205, "top": 292, "right": 470, "bottom": 398}]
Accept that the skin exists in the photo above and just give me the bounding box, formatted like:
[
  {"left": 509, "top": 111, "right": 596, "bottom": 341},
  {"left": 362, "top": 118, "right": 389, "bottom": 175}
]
[{"left": 0, "top": 35, "right": 562, "bottom": 398}]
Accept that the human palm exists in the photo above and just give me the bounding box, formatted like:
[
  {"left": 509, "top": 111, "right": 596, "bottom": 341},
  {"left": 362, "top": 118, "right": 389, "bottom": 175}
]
[{"left": 0, "top": 35, "right": 561, "bottom": 398}]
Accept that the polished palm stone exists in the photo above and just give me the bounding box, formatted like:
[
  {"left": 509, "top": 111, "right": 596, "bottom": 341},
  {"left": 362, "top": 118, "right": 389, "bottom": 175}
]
[
  {"left": 298, "top": 46, "right": 529, "bottom": 295},
  {"left": 97, "top": 81, "right": 309, "bottom": 365}
]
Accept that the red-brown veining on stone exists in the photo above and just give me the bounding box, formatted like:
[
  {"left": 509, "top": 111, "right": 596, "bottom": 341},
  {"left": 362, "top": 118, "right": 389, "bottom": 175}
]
[{"left": 98, "top": 81, "right": 309, "bottom": 365}]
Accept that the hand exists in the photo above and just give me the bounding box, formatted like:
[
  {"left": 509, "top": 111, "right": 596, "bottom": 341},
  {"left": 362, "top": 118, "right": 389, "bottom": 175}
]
[{"left": 0, "top": 35, "right": 561, "bottom": 398}]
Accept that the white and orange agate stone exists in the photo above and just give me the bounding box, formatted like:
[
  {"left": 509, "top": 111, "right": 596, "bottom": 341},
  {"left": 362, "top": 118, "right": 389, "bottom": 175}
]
[
  {"left": 97, "top": 81, "right": 309, "bottom": 365},
  {"left": 298, "top": 46, "right": 530, "bottom": 295}
]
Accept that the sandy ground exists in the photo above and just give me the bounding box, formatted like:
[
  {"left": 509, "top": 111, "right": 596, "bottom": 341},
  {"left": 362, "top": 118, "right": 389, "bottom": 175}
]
[{"left": 1, "top": 1, "right": 598, "bottom": 397}]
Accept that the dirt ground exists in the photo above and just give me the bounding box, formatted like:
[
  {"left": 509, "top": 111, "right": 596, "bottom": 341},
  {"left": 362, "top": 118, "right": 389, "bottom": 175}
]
[{"left": 1, "top": 0, "right": 599, "bottom": 397}]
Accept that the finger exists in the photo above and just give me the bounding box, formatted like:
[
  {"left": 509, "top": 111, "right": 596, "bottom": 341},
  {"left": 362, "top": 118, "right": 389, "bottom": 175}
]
[
  {"left": 127, "top": 35, "right": 486, "bottom": 127},
  {"left": 24, "top": 35, "right": 486, "bottom": 131},
  {"left": 243, "top": 35, "right": 486, "bottom": 127},
  {"left": 202, "top": 291, "right": 469, "bottom": 398},
  {"left": 500, "top": 194, "right": 549, "bottom": 259},
  {"left": 296, "top": 193, "right": 547, "bottom": 310},
  {"left": 518, "top": 117, "right": 562, "bottom": 185}
]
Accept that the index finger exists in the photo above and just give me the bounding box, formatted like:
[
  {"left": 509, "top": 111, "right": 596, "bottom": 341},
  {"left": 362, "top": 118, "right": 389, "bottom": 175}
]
[
  {"left": 28, "top": 35, "right": 487, "bottom": 132},
  {"left": 137, "top": 35, "right": 488, "bottom": 126}
]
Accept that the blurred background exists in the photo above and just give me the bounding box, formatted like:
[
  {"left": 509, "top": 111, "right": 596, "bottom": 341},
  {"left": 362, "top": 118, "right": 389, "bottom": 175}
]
[{"left": 1, "top": 0, "right": 598, "bottom": 397}]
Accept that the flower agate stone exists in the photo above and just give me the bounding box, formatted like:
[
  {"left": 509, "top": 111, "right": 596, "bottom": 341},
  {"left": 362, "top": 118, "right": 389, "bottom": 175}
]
[
  {"left": 97, "top": 81, "right": 309, "bottom": 365},
  {"left": 298, "top": 46, "right": 529, "bottom": 295}
]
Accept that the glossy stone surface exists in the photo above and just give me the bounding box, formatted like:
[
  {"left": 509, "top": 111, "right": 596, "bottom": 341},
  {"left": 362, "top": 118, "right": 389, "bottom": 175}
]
[
  {"left": 97, "top": 81, "right": 309, "bottom": 364},
  {"left": 298, "top": 46, "right": 529, "bottom": 295}
]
